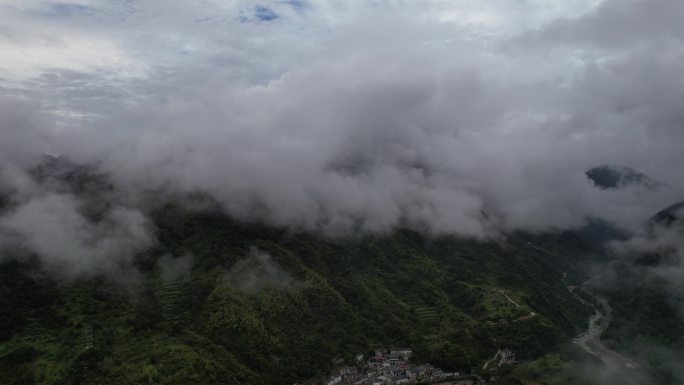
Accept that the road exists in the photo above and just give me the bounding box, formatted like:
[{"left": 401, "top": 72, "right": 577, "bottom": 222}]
[{"left": 499, "top": 290, "right": 537, "bottom": 322}]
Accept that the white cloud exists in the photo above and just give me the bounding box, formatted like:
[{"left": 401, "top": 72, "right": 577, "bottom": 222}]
[
  {"left": 0, "top": 30, "right": 143, "bottom": 80},
  {"left": 0, "top": 0, "right": 682, "bottom": 239},
  {"left": 0, "top": 193, "right": 155, "bottom": 280}
]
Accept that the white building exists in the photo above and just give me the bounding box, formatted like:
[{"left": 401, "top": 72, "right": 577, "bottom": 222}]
[
  {"left": 390, "top": 348, "right": 412, "bottom": 358},
  {"left": 500, "top": 349, "right": 515, "bottom": 365},
  {"left": 326, "top": 374, "right": 342, "bottom": 385}
]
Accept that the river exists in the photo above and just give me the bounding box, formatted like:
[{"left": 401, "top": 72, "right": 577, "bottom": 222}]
[{"left": 572, "top": 279, "right": 639, "bottom": 370}]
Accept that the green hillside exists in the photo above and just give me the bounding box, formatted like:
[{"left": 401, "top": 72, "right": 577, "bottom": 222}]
[{"left": 0, "top": 203, "right": 596, "bottom": 385}]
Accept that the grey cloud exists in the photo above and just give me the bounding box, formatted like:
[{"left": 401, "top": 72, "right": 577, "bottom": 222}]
[
  {"left": 56, "top": 46, "right": 682, "bottom": 236},
  {"left": 0, "top": 97, "right": 53, "bottom": 166},
  {"left": 0, "top": 0, "right": 681, "bottom": 256},
  {"left": 0, "top": 192, "right": 155, "bottom": 281},
  {"left": 534, "top": 0, "right": 684, "bottom": 48},
  {"left": 224, "top": 247, "right": 302, "bottom": 295},
  {"left": 610, "top": 222, "right": 684, "bottom": 308}
]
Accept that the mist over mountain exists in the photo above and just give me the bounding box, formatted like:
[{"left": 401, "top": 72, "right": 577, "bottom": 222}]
[
  {"left": 651, "top": 201, "right": 684, "bottom": 228},
  {"left": 2, "top": 0, "right": 684, "bottom": 239},
  {"left": 598, "top": 200, "right": 684, "bottom": 384}
]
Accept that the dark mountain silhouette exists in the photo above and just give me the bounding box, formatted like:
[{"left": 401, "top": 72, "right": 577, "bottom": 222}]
[{"left": 586, "top": 165, "right": 665, "bottom": 190}]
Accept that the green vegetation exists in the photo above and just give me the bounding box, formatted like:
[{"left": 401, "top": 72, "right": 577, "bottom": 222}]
[
  {"left": 492, "top": 344, "right": 599, "bottom": 385},
  {"left": 493, "top": 342, "right": 673, "bottom": 385},
  {"left": 0, "top": 205, "right": 594, "bottom": 384},
  {"left": 472, "top": 286, "right": 531, "bottom": 322},
  {"left": 599, "top": 264, "right": 684, "bottom": 384}
]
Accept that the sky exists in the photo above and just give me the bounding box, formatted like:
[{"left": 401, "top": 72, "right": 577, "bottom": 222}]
[
  {"left": 0, "top": 0, "right": 603, "bottom": 119},
  {"left": 1, "top": 0, "right": 683, "bottom": 248}
]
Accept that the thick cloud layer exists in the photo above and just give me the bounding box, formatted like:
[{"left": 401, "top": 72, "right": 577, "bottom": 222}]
[{"left": 0, "top": 0, "right": 683, "bottom": 264}]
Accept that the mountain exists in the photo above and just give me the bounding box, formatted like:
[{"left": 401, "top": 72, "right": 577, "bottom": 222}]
[
  {"left": 651, "top": 201, "right": 684, "bottom": 227},
  {"left": 598, "top": 201, "right": 684, "bottom": 384},
  {"left": 458, "top": 199, "right": 684, "bottom": 385},
  {"left": 0, "top": 160, "right": 599, "bottom": 385},
  {"left": 585, "top": 165, "right": 665, "bottom": 190},
  {"left": 0, "top": 207, "right": 597, "bottom": 385}
]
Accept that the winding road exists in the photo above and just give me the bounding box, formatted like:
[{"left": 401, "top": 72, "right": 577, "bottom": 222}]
[{"left": 499, "top": 290, "right": 537, "bottom": 322}]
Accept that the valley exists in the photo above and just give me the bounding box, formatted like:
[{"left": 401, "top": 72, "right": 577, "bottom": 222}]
[{"left": 572, "top": 278, "right": 639, "bottom": 370}]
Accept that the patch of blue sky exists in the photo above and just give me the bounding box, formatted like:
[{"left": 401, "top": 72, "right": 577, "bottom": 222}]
[{"left": 254, "top": 6, "right": 279, "bottom": 21}]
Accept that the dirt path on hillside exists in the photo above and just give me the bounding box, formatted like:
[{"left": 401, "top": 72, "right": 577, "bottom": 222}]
[
  {"left": 499, "top": 290, "right": 537, "bottom": 323},
  {"left": 482, "top": 349, "right": 501, "bottom": 370},
  {"left": 499, "top": 290, "right": 520, "bottom": 307}
]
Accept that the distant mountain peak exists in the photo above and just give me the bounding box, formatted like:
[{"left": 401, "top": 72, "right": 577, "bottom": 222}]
[
  {"left": 585, "top": 165, "right": 665, "bottom": 190},
  {"left": 651, "top": 201, "right": 684, "bottom": 228}
]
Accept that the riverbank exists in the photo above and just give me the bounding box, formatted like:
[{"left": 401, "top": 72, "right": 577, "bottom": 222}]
[{"left": 571, "top": 279, "right": 639, "bottom": 370}]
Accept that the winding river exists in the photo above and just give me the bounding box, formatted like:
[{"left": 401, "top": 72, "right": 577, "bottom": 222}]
[{"left": 572, "top": 278, "right": 639, "bottom": 370}]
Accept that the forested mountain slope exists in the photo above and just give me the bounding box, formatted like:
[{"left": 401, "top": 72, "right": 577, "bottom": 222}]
[{"left": 0, "top": 202, "right": 594, "bottom": 385}]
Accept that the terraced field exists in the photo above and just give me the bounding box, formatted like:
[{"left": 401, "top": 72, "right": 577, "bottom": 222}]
[
  {"left": 160, "top": 282, "right": 187, "bottom": 325},
  {"left": 409, "top": 302, "right": 442, "bottom": 347}
]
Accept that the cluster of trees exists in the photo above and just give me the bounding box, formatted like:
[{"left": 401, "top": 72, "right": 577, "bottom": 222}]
[{"left": 0, "top": 205, "right": 593, "bottom": 384}]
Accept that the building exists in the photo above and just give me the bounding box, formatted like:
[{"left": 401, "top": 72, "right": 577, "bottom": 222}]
[
  {"left": 389, "top": 367, "right": 404, "bottom": 378},
  {"left": 431, "top": 368, "right": 455, "bottom": 379},
  {"left": 390, "top": 348, "right": 412, "bottom": 359},
  {"left": 367, "top": 355, "right": 385, "bottom": 367},
  {"left": 326, "top": 374, "right": 342, "bottom": 385},
  {"left": 407, "top": 364, "right": 433, "bottom": 380},
  {"left": 387, "top": 355, "right": 402, "bottom": 367},
  {"left": 324, "top": 346, "right": 461, "bottom": 385},
  {"left": 340, "top": 366, "right": 358, "bottom": 376},
  {"left": 500, "top": 349, "right": 515, "bottom": 365},
  {"left": 340, "top": 366, "right": 360, "bottom": 383}
]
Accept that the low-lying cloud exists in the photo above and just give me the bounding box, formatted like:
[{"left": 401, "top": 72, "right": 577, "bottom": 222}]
[
  {"left": 0, "top": 161, "right": 155, "bottom": 281},
  {"left": 0, "top": 0, "right": 682, "bottom": 265},
  {"left": 224, "top": 247, "right": 302, "bottom": 295},
  {"left": 610, "top": 215, "right": 684, "bottom": 311},
  {"left": 0, "top": 192, "right": 155, "bottom": 280}
]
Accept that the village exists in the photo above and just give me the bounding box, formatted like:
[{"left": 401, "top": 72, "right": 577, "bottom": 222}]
[{"left": 321, "top": 347, "right": 516, "bottom": 385}]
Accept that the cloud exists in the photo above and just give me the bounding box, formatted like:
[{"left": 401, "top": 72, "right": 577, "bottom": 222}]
[
  {"left": 610, "top": 218, "right": 684, "bottom": 308},
  {"left": 0, "top": 1, "right": 682, "bottom": 239},
  {"left": 60, "top": 52, "right": 680, "bottom": 235},
  {"left": 532, "top": 0, "right": 684, "bottom": 48},
  {"left": 0, "top": 97, "right": 54, "bottom": 165},
  {"left": 0, "top": 191, "right": 155, "bottom": 281},
  {"left": 224, "top": 247, "right": 302, "bottom": 295},
  {"left": 252, "top": 6, "right": 279, "bottom": 22}
]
